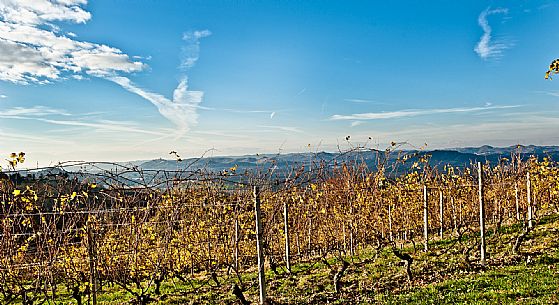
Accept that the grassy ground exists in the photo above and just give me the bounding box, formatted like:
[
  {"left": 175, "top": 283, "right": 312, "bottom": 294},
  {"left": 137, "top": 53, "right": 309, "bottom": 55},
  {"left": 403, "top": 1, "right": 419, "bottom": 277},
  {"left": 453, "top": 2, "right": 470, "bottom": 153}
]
[{"left": 5, "top": 214, "right": 559, "bottom": 304}]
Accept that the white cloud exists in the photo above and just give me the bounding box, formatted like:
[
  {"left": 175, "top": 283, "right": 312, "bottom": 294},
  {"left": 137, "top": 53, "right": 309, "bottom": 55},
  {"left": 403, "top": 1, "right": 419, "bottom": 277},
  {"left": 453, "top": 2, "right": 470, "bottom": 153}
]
[
  {"left": 294, "top": 88, "right": 306, "bottom": 97},
  {"left": 0, "top": 0, "right": 144, "bottom": 84},
  {"left": 537, "top": 90, "right": 559, "bottom": 97},
  {"left": 0, "top": 105, "right": 69, "bottom": 117},
  {"left": 180, "top": 29, "right": 211, "bottom": 70},
  {"left": 258, "top": 125, "right": 302, "bottom": 133},
  {"left": 330, "top": 105, "right": 521, "bottom": 121},
  {"left": 0, "top": 2, "right": 213, "bottom": 135},
  {"left": 38, "top": 118, "right": 167, "bottom": 136},
  {"left": 344, "top": 114, "right": 559, "bottom": 148},
  {"left": 0, "top": 105, "right": 167, "bottom": 136},
  {"left": 183, "top": 29, "right": 211, "bottom": 40},
  {"left": 198, "top": 105, "right": 276, "bottom": 118},
  {"left": 345, "top": 98, "right": 376, "bottom": 104},
  {"left": 0, "top": 1, "right": 208, "bottom": 134},
  {"left": 0, "top": 0, "right": 90, "bottom": 25},
  {"left": 0, "top": 94, "right": 6, "bottom": 98},
  {"left": 108, "top": 76, "right": 202, "bottom": 134},
  {"left": 474, "top": 7, "right": 511, "bottom": 60}
]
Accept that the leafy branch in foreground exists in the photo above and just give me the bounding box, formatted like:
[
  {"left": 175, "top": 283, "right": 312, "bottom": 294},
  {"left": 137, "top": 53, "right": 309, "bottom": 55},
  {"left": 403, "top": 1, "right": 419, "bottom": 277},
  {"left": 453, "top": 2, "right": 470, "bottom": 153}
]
[{"left": 545, "top": 58, "right": 559, "bottom": 79}]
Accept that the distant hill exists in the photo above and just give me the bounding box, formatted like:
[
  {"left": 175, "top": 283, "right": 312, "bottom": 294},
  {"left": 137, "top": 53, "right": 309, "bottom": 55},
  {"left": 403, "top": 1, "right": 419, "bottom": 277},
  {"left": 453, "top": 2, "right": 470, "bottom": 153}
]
[
  {"left": 13, "top": 145, "right": 559, "bottom": 187},
  {"left": 136, "top": 145, "right": 559, "bottom": 174},
  {"left": 451, "top": 145, "right": 559, "bottom": 156}
]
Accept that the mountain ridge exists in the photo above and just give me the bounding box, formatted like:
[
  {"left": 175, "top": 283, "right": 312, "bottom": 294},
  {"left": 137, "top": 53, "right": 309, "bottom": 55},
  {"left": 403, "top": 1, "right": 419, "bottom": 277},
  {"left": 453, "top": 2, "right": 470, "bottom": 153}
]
[{"left": 135, "top": 145, "right": 559, "bottom": 173}]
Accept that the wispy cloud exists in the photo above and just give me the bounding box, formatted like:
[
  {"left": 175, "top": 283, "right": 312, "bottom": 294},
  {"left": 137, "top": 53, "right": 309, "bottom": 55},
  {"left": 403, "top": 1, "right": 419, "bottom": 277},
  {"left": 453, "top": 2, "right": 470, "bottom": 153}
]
[
  {"left": 536, "top": 90, "right": 559, "bottom": 97},
  {"left": 346, "top": 114, "right": 559, "bottom": 148},
  {"left": 197, "top": 105, "right": 277, "bottom": 119},
  {"left": 330, "top": 105, "right": 521, "bottom": 121},
  {"left": 37, "top": 118, "right": 167, "bottom": 136},
  {"left": 0, "top": 106, "right": 69, "bottom": 117},
  {"left": 0, "top": 128, "right": 71, "bottom": 145},
  {"left": 106, "top": 29, "right": 211, "bottom": 134},
  {"left": 180, "top": 29, "right": 211, "bottom": 70},
  {"left": 294, "top": 88, "right": 306, "bottom": 97},
  {"left": 258, "top": 125, "right": 303, "bottom": 133},
  {"left": 108, "top": 76, "right": 202, "bottom": 134},
  {"left": 344, "top": 98, "right": 387, "bottom": 105},
  {"left": 0, "top": 105, "right": 167, "bottom": 136},
  {"left": 222, "top": 108, "right": 277, "bottom": 118},
  {"left": 0, "top": 94, "right": 6, "bottom": 99},
  {"left": 474, "top": 7, "right": 511, "bottom": 60}
]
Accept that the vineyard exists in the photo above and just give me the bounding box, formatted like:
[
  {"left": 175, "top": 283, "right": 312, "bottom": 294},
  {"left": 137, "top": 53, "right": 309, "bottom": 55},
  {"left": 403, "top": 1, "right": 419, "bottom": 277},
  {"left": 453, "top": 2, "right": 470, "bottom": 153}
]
[{"left": 1, "top": 148, "right": 559, "bottom": 304}]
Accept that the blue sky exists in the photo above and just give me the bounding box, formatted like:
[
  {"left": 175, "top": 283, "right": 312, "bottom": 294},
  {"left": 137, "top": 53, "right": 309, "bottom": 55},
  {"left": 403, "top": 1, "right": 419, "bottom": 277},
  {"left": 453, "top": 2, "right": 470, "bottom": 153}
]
[{"left": 1, "top": 0, "right": 559, "bottom": 165}]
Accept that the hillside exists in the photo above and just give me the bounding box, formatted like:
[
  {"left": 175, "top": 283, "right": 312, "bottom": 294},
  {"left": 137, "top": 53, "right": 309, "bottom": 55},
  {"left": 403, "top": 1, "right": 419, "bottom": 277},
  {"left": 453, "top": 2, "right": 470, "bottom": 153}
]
[{"left": 135, "top": 145, "right": 559, "bottom": 174}]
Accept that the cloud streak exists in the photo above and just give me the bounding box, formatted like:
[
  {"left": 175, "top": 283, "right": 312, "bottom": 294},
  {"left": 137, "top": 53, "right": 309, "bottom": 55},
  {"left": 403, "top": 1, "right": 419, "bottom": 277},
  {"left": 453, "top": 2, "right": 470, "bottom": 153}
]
[
  {"left": 0, "top": 105, "right": 166, "bottom": 137},
  {"left": 258, "top": 125, "right": 303, "bottom": 133},
  {"left": 108, "top": 76, "right": 202, "bottom": 134},
  {"left": 474, "top": 7, "right": 511, "bottom": 60},
  {"left": 330, "top": 105, "right": 521, "bottom": 121},
  {"left": 344, "top": 98, "right": 387, "bottom": 105},
  {"left": 107, "top": 29, "right": 210, "bottom": 134},
  {"left": 346, "top": 114, "right": 559, "bottom": 148},
  {"left": 0, "top": 105, "right": 69, "bottom": 117},
  {"left": 180, "top": 29, "right": 211, "bottom": 70},
  {"left": 37, "top": 118, "right": 167, "bottom": 136}
]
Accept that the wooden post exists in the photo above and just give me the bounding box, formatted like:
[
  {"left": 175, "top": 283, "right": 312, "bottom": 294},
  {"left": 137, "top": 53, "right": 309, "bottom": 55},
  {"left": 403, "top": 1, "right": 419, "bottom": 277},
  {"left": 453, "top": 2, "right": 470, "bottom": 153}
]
[
  {"left": 87, "top": 222, "right": 97, "bottom": 305},
  {"left": 207, "top": 230, "right": 211, "bottom": 270},
  {"left": 388, "top": 202, "right": 393, "bottom": 242},
  {"left": 451, "top": 197, "right": 457, "bottom": 232},
  {"left": 423, "top": 185, "right": 429, "bottom": 252},
  {"left": 515, "top": 182, "right": 520, "bottom": 221},
  {"left": 253, "top": 186, "right": 266, "bottom": 304},
  {"left": 342, "top": 221, "right": 347, "bottom": 252},
  {"left": 308, "top": 218, "right": 313, "bottom": 255},
  {"left": 527, "top": 172, "right": 533, "bottom": 228},
  {"left": 439, "top": 190, "right": 444, "bottom": 239},
  {"left": 234, "top": 216, "right": 239, "bottom": 271},
  {"left": 349, "top": 205, "right": 355, "bottom": 256},
  {"left": 283, "top": 200, "right": 291, "bottom": 272},
  {"left": 478, "top": 162, "right": 486, "bottom": 266},
  {"left": 296, "top": 230, "right": 301, "bottom": 257},
  {"left": 459, "top": 197, "right": 463, "bottom": 227}
]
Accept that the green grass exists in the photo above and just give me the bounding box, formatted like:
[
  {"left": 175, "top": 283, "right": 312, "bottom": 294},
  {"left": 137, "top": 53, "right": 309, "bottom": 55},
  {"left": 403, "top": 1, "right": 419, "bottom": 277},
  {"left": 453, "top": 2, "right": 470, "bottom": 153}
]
[
  {"left": 4, "top": 214, "right": 559, "bottom": 304},
  {"left": 378, "top": 264, "right": 559, "bottom": 304}
]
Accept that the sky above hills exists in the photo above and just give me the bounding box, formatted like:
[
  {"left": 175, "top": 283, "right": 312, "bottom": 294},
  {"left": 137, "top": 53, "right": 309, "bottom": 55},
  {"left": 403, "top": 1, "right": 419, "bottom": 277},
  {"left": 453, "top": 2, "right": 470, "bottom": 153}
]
[{"left": 1, "top": 0, "right": 559, "bottom": 166}]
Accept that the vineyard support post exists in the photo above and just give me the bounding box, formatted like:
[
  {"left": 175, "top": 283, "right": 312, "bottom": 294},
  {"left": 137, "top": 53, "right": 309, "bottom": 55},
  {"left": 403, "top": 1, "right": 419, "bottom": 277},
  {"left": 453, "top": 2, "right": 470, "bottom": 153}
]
[
  {"left": 283, "top": 200, "right": 291, "bottom": 272},
  {"left": 515, "top": 182, "right": 520, "bottom": 221},
  {"left": 308, "top": 218, "right": 313, "bottom": 256},
  {"left": 388, "top": 202, "right": 393, "bottom": 242},
  {"left": 87, "top": 221, "right": 98, "bottom": 305},
  {"left": 451, "top": 197, "right": 457, "bottom": 232},
  {"left": 527, "top": 172, "right": 533, "bottom": 228},
  {"left": 234, "top": 215, "right": 239, "bottom": 271},
  {"left": 253, "top": 186, "right": 267, "bottom": 304},
  {"left": 423, "top": 185, "right": 428, "bottom": 252},
  {"left": 478, "top": 162, "right": 486, "bottom": 266},
  {"left": 439, "top": 190, "right": 444, "bottom": 239}
]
